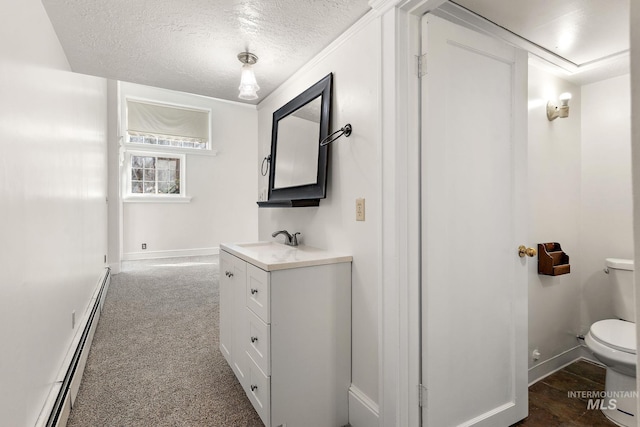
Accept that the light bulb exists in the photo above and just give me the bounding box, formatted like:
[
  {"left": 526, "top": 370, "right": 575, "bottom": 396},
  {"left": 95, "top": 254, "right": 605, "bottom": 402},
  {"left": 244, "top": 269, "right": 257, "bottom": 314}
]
[{"left": 559, "top": 92, "right": 572, "bottom": 106}]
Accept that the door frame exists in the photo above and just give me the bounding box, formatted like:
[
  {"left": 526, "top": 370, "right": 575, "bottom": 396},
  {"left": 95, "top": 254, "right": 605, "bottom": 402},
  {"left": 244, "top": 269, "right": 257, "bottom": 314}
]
[{"left": 375, "top": 1, "right": 446, "bottom": 426}]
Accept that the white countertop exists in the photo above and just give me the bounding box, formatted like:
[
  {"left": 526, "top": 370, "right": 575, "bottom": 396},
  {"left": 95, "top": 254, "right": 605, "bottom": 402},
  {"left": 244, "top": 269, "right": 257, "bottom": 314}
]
[{"left": 220, "top": 241, "right": 353, "bottom": 271}]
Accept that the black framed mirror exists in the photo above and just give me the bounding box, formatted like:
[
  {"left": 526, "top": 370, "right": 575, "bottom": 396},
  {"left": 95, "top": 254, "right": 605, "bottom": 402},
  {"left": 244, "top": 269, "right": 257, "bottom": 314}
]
[{"left": 257, "top": 73, "right": 332, "bottom": 207}]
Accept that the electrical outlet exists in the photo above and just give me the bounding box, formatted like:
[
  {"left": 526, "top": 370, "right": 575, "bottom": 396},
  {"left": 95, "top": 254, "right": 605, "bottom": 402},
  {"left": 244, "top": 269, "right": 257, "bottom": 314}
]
[
  {"left": 72, "top": 311, "right": 76, "bottom": 329},
  {"left": 356, "top": 198, "right": 365, "bottom": 221},
  {"left": 142, "top": 243, "right": 147, "bottom": 250}
]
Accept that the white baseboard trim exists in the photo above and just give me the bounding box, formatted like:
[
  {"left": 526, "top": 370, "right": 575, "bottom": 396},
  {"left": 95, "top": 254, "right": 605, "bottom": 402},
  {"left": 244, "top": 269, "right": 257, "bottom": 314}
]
[
  {"left": 35, "top": 268, "right": 111, "bottom": 427},
  {"left": 528, "top": 345, "right": 600, "bottom": 385},
  {"left": 122, "top": 246, "right": 219, "bottom": 261},
  {"left": 348, "top": 385, "right": 379, "bottom": 427}
]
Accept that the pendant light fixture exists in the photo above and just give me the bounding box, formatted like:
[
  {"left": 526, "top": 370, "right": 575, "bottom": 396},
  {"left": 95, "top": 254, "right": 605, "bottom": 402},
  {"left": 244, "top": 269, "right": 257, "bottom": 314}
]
[{"left": 237, "top": 52, "right": 260, "bottom": 100}]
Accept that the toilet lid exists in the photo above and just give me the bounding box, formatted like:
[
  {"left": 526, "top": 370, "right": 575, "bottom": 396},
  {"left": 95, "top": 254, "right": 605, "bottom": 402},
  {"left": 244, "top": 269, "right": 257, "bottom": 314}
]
[{"left": 590, "top": 319, "right": 636, "bottom": 354}]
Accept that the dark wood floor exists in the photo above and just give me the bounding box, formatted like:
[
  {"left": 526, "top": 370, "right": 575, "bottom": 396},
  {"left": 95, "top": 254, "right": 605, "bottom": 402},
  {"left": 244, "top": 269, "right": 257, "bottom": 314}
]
[{"left": 512, "top": 360, "right": 617, "bottom": 426}]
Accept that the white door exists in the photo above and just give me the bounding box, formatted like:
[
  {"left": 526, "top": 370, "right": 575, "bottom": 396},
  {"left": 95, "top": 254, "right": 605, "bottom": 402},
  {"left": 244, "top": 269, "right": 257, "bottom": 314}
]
[{"left": 421, "top": 13, "right": 529, "bottom": 426}]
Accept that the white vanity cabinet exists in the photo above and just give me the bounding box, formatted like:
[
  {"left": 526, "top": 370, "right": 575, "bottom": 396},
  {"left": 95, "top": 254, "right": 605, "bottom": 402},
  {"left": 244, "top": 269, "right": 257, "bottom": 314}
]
[{"left": 219, "top": 242, "right": 352, "bottom": 427}]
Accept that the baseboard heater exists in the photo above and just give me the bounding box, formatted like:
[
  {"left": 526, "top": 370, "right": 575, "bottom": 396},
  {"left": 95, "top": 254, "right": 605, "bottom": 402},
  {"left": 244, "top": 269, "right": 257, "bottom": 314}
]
[{"left": 39, "top": 267, "right": 111, "bottom": 427}]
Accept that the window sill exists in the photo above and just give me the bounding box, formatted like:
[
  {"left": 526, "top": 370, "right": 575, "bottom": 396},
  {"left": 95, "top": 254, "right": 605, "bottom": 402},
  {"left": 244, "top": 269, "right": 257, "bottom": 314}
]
[{"left": 123, "top": 195, "right": 192, "bottom": 203}]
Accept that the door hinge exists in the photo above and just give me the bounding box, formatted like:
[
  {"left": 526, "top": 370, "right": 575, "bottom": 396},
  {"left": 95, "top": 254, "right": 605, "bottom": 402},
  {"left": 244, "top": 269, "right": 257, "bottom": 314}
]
[
  {"left": 417, "top": 54, "right": 427, "bottom": 77},
  {"left": 418, "top": 384, "right": 428, "bottom": 407}
]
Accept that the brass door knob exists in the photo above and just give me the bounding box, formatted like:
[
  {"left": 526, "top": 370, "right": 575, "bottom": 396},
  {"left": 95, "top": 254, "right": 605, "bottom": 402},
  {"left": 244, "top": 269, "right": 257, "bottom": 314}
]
[{"left": 518, "top": 245, "right": 537, "bottom": 258}]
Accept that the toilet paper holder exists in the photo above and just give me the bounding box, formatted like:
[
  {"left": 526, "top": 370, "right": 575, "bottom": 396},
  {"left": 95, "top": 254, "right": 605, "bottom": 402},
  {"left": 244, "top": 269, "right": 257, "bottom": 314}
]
[{"left": 538, "top": 242, "right": 570, "bottom": 276}]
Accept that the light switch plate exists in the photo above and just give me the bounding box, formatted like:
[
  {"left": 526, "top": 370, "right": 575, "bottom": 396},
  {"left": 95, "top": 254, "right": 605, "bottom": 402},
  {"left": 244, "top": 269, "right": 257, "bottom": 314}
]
[{"left": 356, "top": 198, "right": 365, "bottom": 221}]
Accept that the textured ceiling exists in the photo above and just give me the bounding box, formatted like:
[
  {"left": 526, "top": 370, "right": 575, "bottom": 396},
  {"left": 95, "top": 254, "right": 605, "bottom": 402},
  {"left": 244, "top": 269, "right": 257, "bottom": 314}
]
[
  {"left": 41, "top": 0, "right": 629, "bottom": 103},
  {"left": 41, "top": 0, "right": 371, "bottom": 104}
]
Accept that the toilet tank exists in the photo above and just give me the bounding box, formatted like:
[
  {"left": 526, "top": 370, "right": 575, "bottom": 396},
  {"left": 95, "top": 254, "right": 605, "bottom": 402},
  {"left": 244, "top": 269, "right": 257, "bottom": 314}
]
[{"left": 606, "top": 258, "right": 635, "bottom": 322}]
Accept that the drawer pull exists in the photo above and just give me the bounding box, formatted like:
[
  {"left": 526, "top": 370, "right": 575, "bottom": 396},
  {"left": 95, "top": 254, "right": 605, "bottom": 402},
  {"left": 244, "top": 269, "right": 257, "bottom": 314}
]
[
  {"left": 250, "top": 336, "right": 258, "bottom": 343},
  {"left": 250, "top": 288, "right": 258, "bottom": 295},
  {"left": 251, "top": 384, "right": 258, "bottom": 392}
]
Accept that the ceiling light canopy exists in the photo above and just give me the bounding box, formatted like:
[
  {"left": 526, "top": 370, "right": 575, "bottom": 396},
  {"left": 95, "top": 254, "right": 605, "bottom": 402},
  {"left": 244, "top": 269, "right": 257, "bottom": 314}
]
[{"left": 237, "top": 52, "right": 260, "bottom": 101}]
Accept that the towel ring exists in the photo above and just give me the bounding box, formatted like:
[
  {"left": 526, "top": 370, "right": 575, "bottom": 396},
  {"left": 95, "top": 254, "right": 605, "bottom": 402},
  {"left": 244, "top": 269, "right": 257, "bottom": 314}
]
[{"left": 261, "top": 155, "right": 271, "bottom": 176}]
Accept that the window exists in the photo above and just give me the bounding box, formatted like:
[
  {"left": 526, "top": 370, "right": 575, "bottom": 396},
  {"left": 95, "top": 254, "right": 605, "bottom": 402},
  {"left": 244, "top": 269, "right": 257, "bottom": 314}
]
[
  {"left": 125, "top": 151, "right": 188, "bottom": 201},
  {"left": 126, "top": 99, "right": 210, "bottom": 151},
  {"left": 128, "top": 134, "right": 208, "bottom": 150},
  {"left": 131, "top": 155, "right": 181, "bottom": 195},
  {"left": 121, "top": 98, "right": 210, "bottom": 202}
]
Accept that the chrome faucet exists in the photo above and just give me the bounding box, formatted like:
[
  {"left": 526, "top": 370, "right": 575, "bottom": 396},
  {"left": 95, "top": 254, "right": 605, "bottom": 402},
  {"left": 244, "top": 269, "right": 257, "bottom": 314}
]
[{"left": 271, "top": 230, "right": 300, "bottom": 246}]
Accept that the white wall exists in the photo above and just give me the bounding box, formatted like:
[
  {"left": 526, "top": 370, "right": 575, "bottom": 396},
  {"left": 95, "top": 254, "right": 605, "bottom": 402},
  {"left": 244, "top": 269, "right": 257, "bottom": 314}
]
[
  {"left": 580, "top": 74, "right": 633, "bottom": 329},
  {"left": 257, "top": 16, "right": 382, "bottom": 416},
  {"left": 117, "top": 82, "right": 258, "bottom": 260},
  {"left": 527, "top": 65, "right": 583, "bottom": 374},
  {"left": 0, "top": 0, "right": 108, "bottom": 425}
]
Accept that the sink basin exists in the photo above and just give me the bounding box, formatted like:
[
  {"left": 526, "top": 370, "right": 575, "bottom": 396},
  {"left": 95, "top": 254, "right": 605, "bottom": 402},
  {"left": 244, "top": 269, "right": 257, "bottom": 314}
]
[
  {"left": 228, "top": 241, "right": 298, "bottom": 262},
  {"left": 220, "top": 241, "right": 352, "bottom": 271},
  {"left": 234, "top": 241, "right": 283, "bottom": 250}
]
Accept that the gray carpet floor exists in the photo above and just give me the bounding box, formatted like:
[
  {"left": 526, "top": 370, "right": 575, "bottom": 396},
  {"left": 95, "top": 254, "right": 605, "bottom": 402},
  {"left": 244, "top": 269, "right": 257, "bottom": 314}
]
[{"left": 67, "top": 256, "right": 263, "bottom": 427}]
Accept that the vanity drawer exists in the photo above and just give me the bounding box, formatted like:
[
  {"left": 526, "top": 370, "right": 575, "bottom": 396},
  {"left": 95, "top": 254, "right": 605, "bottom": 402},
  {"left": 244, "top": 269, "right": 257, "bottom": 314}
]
[
  {"left": 247, "top": 354, "right": 271, "bottom": 427},
  {"left": 246, "top": 264, "right": 270, "bottom": 322},
  {"left": 247, "top": 308, "right": 271, "bottom": 376}
]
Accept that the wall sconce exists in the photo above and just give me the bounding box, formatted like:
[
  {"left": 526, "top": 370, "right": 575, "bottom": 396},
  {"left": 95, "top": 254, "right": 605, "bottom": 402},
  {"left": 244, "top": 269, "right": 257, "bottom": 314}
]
[
  {"left": 237, "top": 52, "right": 260, "bottom": 100},
  {"left": 546, "top": 92, "right": 572, "bottom": 121}
]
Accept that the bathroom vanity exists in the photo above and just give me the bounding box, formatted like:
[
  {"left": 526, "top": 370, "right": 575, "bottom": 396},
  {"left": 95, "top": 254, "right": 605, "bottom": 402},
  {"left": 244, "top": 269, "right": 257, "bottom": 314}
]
[{"left": 219, "top": 241, "right": 352, "bottom": 427}]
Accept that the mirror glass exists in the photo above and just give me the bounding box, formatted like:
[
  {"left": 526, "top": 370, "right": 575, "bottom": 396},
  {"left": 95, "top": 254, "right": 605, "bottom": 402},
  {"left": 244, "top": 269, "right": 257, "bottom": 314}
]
[{"left": 273, "top": 97, "right": 321, "bottom": 189}]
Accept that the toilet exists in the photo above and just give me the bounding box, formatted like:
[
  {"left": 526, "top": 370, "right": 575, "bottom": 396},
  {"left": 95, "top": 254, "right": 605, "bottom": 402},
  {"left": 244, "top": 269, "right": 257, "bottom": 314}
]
[{"left": 585, "top": 258, "right": 636, "bottom": 427}]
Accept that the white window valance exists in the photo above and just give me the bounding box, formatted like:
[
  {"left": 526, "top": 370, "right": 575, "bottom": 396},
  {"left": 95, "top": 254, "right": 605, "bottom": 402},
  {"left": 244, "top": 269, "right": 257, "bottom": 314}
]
[{"left": 126, "top": 100, "right": 209, "bottom": 143}]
